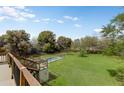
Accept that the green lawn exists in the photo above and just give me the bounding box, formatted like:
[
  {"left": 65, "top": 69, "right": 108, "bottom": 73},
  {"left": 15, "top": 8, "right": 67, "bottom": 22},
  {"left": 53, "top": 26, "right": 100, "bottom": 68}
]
[{"left": 32, "top": 52, "right": 124, "bottom": 85}]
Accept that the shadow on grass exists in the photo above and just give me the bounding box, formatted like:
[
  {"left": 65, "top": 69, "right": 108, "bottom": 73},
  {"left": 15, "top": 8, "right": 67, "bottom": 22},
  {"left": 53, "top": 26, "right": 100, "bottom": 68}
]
[
  {"left": 107, "top": 69, "right": 117, "bottom": 77},
  {"left": 42, "top": 72, "right": 58, "bottom": 86},
  {"left": 107, "top": 69, "right": 124, "bottom": 86}
]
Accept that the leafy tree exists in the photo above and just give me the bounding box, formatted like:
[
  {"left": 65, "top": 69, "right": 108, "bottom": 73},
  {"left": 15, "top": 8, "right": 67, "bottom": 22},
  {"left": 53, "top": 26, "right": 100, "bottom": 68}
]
[
  {"left": 80, "top": 36, "right": 98, "bottom": 49},
  {"left": 57, "top": 36, "right": 72, "bottom": 51},
  {"left": 38, "top": 31, "right": 56, "bottom": 53},
  {"left": 0, "top": 35, "right": 7, "bottom": 52},
  {"left": 5, "top": 30, "right": 31, "bottom": 57},
  {"left": 71, "top": 39, "right": 81, "bottom": 50},
  {"left": 79, "top": 49, "right": 87, "bottom": 57},
  {"left": 101, "top": 24, "right": 121, "bottom": 55},
  {"left": 112, "top": 13, "right": 124, "bottom": 30},
  {"left": 42, "top": 43, "right": 54, "bottom": 53},
  {"left": 0, "top": 35, "right": 7, "bottom": 47}
]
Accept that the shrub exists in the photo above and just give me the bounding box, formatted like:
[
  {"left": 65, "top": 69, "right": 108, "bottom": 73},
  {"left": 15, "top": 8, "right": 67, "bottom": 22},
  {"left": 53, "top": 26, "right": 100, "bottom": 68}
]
[
  {"left": 103, "top": 46, "right": 114, "bottom": 55},
  {"left": 113, "top": 67, "right": 124, "bottom": 85},
  {"left": 79, "top": 49, "right": 87, "bottom": 57}
]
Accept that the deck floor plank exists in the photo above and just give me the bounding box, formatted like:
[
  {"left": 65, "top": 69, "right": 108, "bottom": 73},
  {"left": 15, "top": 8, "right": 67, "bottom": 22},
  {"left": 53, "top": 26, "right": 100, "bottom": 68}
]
[{"left": 0, "top": 64, "right": 15, "bottom": 86}]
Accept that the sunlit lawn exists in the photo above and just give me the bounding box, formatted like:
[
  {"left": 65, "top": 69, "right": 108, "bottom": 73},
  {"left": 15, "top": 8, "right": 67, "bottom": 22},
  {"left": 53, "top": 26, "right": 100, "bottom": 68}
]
[{"left": 32, "top": 52, "right": 124, "bottom": 85}]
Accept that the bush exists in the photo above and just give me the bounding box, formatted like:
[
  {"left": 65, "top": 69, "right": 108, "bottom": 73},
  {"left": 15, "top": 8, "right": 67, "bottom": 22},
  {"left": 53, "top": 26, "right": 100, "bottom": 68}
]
[
  {"left": 103, "top": 46, "right": 115, "bottom": 56},
  {"left": 111, "top": 67, "right": 124, "bottom": 85},
  {"left": 114, "top": 67, "right": 124, "bottom": 85},
  {"left": 79, "top": 49, "right": 87, "bottom": 57}
]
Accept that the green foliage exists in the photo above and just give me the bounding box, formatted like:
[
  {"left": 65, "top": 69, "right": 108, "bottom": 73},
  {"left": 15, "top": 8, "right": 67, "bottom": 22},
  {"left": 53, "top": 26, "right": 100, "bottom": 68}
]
[
  {"left": 116, "top": 67, "right": 124, "bottom": 82},
  {"left": 0, "top": 35, "right": 7, "bottom": 47},
  {"left": 108, "top": 67, "right": 124, "bottom": 85},
  {"left": 71, "top": 39, "right": 81, "bottom": 50},
  {"left": 38, "top": 31, "right": 56, "bottom": 53},
  {"left": 101, "top": 24, "right": 120, "bottom": 38},
  {"left": 57, "top": 36, "right": 72, "bottom": 51},
  {"left": 112, "top": 13, "right": 124, "bottom": 30},
  {"left": 103, "top": 45, "right": 114, "bottom": 55},
  {"left": 100, "top": 13, "right": 124, "bottom": 56},
  {"left": 79, "top": 49, "right": 87, "bottom": 57},
  {"left": 101, "top": 23, "right": 122, "bottom": 56},
  {"left": 43, "top": 43, "right": 55, "bottom": 53},
  {"left": 5, "top": 30, "right": 31, "bottom": 56},
  {"left": 81, "top": 36, "right": 98, "bottom": 48}
]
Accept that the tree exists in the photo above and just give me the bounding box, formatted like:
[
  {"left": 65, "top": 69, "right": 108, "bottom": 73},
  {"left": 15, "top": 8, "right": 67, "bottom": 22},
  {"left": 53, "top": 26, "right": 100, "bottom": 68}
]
[
  {"left": 101, "top": 24, "right": 121, "bottom": 55},
  {"left": 80, "top": 36, "right": 98, "bottom": 49},
  {"left": 0, "top": 35, "right": 7, "bottom": 52},
  {"left": 71, "top": 39, "right": 81, "bottom": 50},
  {"left": 0, "top": 35, "right": 7, "bottom": 47},
  {"left": 38, "top": 31, "right": 56, "bottom": 53},
  {"left": 112, "top": 13, "right": 124, "bottom": 30},
  {"left": 57, "top": 36, "right": 72, "bottom": 51},
  {"left": 5, "top": 30, "right": 31, "bottom": 57}
]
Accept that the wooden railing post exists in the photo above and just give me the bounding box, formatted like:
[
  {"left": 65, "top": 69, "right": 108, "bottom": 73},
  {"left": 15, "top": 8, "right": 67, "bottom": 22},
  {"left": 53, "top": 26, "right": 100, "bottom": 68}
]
[
  {"left": 8, "top": 54, "right": 14, "bottom": 79},
  {"left": 20, "top": 69, "right": 26, "bottom": 86}
]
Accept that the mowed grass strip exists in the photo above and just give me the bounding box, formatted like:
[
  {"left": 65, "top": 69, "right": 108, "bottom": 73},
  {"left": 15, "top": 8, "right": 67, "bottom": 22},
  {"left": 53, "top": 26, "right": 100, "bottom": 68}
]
[{"left": 47, "top": 53, "right": 124, "bottom": 85}]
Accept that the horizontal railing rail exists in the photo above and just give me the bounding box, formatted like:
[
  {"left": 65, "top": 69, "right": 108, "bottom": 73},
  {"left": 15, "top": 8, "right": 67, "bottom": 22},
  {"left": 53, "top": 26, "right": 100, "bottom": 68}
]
[{"left": 7, "top": 53, "right": 41, "bottom": 86}]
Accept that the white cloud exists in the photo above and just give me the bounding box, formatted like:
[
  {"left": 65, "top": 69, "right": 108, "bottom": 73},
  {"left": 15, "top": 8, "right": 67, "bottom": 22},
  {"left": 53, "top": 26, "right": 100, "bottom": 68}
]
[
  {"left": 64, "top": 16, "right": 72, "bottom": 19},
  {"left": 33, "top": 19, "right": 40, "bottom": 23},
  {"left": 33, "top": 18, "right": 51, "bottom": 23},
  {"left": 15, "top": 17, "right": 26, "bottom": 21},
  {"left": 74, "top": 24, "right": 82, "bottom": 28},
  {"left": 94, "top": 28, "right": 102, "bottom": 33},
  {"left": 0, "top": 16, "right": 9, "bottom": 22},
  {"left": 41, "top": 18, "right": 50, "bottom": 21},
  {"left": 20, "top": 12, "right": 35, "bottom": 18},
  {"left": 0, "top": 16, "right": 7, "bottom": 21},
  {"left": 64, "top": 16, "right": 79, "bottom": 21},
  {"left": 40, "top": 18, "right": 51, "bottom": 24},
  {"left": 56, "top": 20, "right": 64, "bottom": 24},
  {"left": 0, "top": 6, "right": 19, "bottom": 18},
  {"left": 73, "top": 17, "right": 78, "bottom": 21},
  {"left": 0, "top": 6, "right": 35, "bottom": 21}
]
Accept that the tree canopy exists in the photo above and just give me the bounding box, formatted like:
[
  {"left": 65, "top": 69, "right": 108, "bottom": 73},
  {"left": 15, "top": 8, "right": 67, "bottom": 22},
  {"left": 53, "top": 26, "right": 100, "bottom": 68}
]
[
  {"left": 5, "top": 30, "right": 31, "bottom": 56},
  {"left": 38, "top": 31, "right": 56, "bottom": 53},
  {"left": 57, "top": 36, "right": 72, "bottom": 51}
]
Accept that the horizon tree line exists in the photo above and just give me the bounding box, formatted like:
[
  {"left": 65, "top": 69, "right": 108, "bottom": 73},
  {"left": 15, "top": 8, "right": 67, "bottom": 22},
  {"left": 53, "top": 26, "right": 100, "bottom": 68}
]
[{"left": 0, "top": 13, "right": 124, "bottom": 57}]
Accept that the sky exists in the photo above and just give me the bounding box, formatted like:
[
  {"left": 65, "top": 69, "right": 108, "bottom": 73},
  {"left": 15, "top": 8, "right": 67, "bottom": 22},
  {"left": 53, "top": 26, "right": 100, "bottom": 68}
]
[{"left": 0, "top": 6, "right": 124, "bottom": 40}]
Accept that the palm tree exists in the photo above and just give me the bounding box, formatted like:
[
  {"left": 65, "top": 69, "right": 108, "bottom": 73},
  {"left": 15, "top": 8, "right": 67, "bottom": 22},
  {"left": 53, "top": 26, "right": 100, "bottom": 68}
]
[{"left": 101, "top": 24, "right": 121, "bottom": 54}]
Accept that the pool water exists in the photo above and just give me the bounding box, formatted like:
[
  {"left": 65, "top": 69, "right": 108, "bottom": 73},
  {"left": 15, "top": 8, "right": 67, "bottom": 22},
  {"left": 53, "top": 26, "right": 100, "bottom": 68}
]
[{"left": 47, "top": 56, "right": 64, "bottom": 63}]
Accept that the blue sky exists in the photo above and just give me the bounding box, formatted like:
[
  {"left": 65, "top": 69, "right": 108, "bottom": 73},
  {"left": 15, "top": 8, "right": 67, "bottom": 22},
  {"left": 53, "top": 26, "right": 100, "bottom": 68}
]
[{"left": 0, "top": 6, "right": 124, "bottom": 39}]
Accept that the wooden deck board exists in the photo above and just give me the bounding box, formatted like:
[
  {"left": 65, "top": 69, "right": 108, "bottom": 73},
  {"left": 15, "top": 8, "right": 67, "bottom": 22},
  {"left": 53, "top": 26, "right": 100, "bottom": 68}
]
[{"left": 0, "top": 64, "right": 16, "bottom": 86}]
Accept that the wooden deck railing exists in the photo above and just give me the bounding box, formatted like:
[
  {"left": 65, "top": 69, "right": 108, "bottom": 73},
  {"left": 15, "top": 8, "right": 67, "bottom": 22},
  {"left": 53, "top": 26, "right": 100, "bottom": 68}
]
[
  {"left": 0, "top": 52, "right": 7, "bottom": 63},
  {"left": 7, "top": 53, "right": 41, "bottom": 86}
]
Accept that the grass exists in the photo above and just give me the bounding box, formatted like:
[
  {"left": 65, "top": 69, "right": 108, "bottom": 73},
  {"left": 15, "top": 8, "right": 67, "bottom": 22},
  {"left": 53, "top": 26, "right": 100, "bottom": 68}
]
[{"left": 32, "top": 52, "right": 124, "bottom": 86}]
